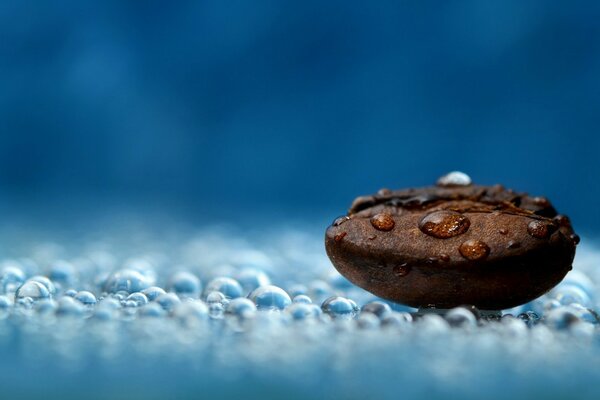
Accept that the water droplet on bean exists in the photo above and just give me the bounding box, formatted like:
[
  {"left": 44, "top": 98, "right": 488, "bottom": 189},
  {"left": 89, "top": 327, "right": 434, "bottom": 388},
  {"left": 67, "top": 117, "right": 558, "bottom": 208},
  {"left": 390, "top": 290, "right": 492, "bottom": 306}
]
[
  {"left": 332, "top": 216, "right": 350, "bottom": 227},
  {"left": 459, "top": 239, "right": 490, "bottom": 261},
  {"left": 436, "top": 171, "right": 472, "bottom": 187},
  {"left": 527, "top": 220, "right": 556, "bottom": 239},
  {"left": 419, "top": 210, "right": 470, "bottom": 239},
  {"left": 370, "top": 213, "right": 395, "bottom": 231}
]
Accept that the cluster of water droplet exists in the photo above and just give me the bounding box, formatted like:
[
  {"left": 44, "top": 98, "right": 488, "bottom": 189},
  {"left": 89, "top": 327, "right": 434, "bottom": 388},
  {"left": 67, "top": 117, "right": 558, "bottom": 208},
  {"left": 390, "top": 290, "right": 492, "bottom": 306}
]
[{"left": 0, "top": 224, "right": 599, "bottom": 399}]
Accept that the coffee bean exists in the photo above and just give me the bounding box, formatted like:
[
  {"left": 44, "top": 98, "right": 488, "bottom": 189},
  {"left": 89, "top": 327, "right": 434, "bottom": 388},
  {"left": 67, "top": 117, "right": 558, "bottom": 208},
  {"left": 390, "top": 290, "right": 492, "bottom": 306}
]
[{"left": 325, "top": 172, "right": 578, "bottom": 310}]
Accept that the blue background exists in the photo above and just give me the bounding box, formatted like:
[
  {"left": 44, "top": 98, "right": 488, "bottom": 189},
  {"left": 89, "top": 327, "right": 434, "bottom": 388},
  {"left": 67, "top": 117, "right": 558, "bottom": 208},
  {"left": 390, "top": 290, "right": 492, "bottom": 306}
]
[{"left": 1, "top": 1, "right": 599, "bottom": 233}]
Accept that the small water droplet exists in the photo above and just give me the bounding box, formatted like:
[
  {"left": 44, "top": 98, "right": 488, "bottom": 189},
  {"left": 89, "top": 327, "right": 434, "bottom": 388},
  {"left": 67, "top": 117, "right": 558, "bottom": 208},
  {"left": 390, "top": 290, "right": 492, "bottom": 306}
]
[
  {"left": 498, "top": 228, "right": 508, "bottom": 235},
  {"left": 459, "top": 239, "right": 490, "bottom": 261},
  {"left": 436, "top": 171, "right": 472, "bottom": 187},
  {"left": 377, "top": 188, "right": 392, "bottom": 196},
  {"left": 439, "top": 253, "right": 450, "bottom": 262},
  {"left": 527, "top": 220, "right": 556, "bottom": 239},
  {"left": 507, "top": 240, "right": 521, "bottom": 249},
  {"left": 334, "top": 232, "right": 347, "bottom": 242},
  {"left": 370, "top": 213, "right": 395, "bottom": 231},
  {"left": 532, "top": 196, "right": 550, "bottom": 207},
  {"left": 332, "top": 216, "right": 350, "bottom": 227},
  {"left": 393, "top": 264, "right": 411, "bottom": 277},
  {"left": 569, "top": 233, "right": 580, "bottom": 245},
  {"left": 419, "top": 210, "right": 470, "bottom": 239}
]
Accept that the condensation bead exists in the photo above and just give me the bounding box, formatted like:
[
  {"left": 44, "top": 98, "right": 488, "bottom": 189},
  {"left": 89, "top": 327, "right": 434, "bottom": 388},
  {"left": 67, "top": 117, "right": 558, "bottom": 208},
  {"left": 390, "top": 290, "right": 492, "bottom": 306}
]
[
  {"left": 356, "top": 313, "right": 380, "bottom": 329},
  {"left": 56, "top": 296, "right": 85, "bottom": 317},
  {"left": 169, "top": 271, "right": 202, "bottom": 298},
  {"left": 141, "top": 286, "right": 166, "bottom": 301},
  {"left": 321, "top": 296, "right": 358, "bottom": 319},
  {"left": 445, "top": 307, "right": 478, "bottom": 328},
  {"left": 15, "top": 281, "right": 50, "bottom": 301},
  {"left": 417, "top": 314, "right": 450, "bottom": 334},
  {"left": 293, "top": 294, "right": 312, "bottom": 304},
  {"left": 226, "top": 298, "right": 257, "bottom": 318},
  {"left": 248, "top": 285, "right": 292, "bottom": 310},
  {"left": 74, "top": 291, "right": 97, "bottom": 306},
  {"left": 155, "top": 293, "right": 181, "bottom": 311},
  {"left": 0, "top": 265, "right": 25, "bottom": 294},
  {"left": 28, "top": 276, "right": 56, "bottom": 295},
  {"left": 64, "top": 289, "right": 78, "bottom": 297},
  {"left": 235, "top": 268, "right": 271, "bottom": 293},
  {"left": 205, "top": 277, "right": 243, "bottom": 299},
  {"left": 104, "top": 269, "right": 152, "bottom": 294},
  {"left": 286, "top": 303, "right": 321, "bottom": 320},
  {"left": 381, "top": 312, "right": 413, "bottom": 328},
  {"left": 126, "top": 292, "right": 148, "bottom": 307},
  {"left": 139, "top": 303, "right": 167, "bottom": 318},
  {"left": 361, "top": 301, "right": 392, "bottom": 319},
  {"left": 206, "top": 291, "right": 227, "bottom": 305}
]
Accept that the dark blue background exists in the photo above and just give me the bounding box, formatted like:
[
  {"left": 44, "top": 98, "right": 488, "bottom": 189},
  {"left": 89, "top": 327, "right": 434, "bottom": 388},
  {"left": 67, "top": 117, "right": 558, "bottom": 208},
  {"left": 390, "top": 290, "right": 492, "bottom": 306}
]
[{"left": 1, "top": 1, "right": 599, "bottom": 233}]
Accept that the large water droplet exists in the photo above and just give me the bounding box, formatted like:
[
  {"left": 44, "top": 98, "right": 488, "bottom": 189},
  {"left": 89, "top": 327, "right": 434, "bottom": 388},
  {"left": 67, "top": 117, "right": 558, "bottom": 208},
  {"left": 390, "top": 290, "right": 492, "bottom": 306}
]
[
  {"left": 248, "top": 285, "right": 291, "bottom": 310},
  {"left": 15, "top": 281, "right": 50, "bottom": 301},
  {"left": 205, "top": 277, "right": 243, "bottom": 299},
  {"left": 459, "top": 239, "right": 490, "bottom": 261},
  {"left": 321, "top": 296, "right": 358, "bottom": 319},
  {"left": 419, "top": 210, "right": 470, "bottom": 239},
  {"left": 436, "top": 171, "right": 472, "bottom": 187},
  {"left": 370, "top": 213, "right": 395, "bottom": 231},
  {"left": 527, "top": 220, "right": 556, "bottom": 239},
  {"left": 103, "top": 269, "right": 152, "bottom": 294},
  {"left": 169, "top": 271, "right": 202, "bottom": 298},
  {"left": 332, "top": 216, "right": 350, "bottom": 227}
]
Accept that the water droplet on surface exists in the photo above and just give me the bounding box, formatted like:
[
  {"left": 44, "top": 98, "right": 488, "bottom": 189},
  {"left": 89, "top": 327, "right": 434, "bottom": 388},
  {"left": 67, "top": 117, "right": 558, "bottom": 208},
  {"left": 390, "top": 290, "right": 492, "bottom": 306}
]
[
  {"left": 459, "top": 239, "right": 490, "bottom": 261},
  {"left": 104, "top": 269, "right": 152, "bottom": 294},
  {"left": 370, "top": 213, "right": 395, "bottom": 231},
  {"left": 139, "top": 303, "right": 167, "bottom": 318},
  {"left": 356, "top": 313, "right": 380, "bottom": 329},
  {"left": 126, "top": 292, "right": 148, "bottom": 306},
  {"left": 1, "top": 264, "right": 25, "bottom": 293},
  {"left": 28, "top": 276, "right": 56, "bottom": 295},
  {"left": 141, "top": 286, "right": 166, "bottom": 301},
  {"left": 332, "top": 216, "right": 350, "bottom": 227},
  {"left": 393, "top": 264, "right": 411, "bottom": 277},
  {"left": 334, "top": 232, "right": 347, "bottom": 242},
  {"left": 445, "top": 307, "right": 477, "bottom": 328},
  {"left": 439, "top": 253, "right": 450, "bottom": 262},
  {"left": 361, "top": 301, "right": 392, "bottom": 319},
  {"left": 56, "top": 296, "right": 85, "bottom": 317},
  {"left": 235, "top": 268, "right": 271, "bottom": 292},
  {"left": 527, "top": 220, "right": 556, "bottom": 239},
  {"left": 226, "top": 298, "right": 257, "bottom": 318},
  {"left": 205, "top": 277, "right": 243, "bottom": 299},
  {"left": 249, "top": 285, "right": 291, "bottom": 310},
  {"left": 377, "top": 188, "right": 392, "bottom": 196},
  {"left": 381, "top": 311, "right": 413, "bottom": 328},
  {"left": 321, "top": 296, "right": 358, "bottom": 319},
  {"left": 286, "top": 303, "right": 321, "bottom": 320},
  {"left": 498, "top": 228, "right": 508, "bottom": 235},
  {"left": 206, "top": 291, "right": 227, "bottom": 305},
  {"left": 293, "top": 294, "right": 312, "bottom": 304},
  {"left": 155, "top": 293, "right": 181, "bottom": 311},
  {"left": 436, "top": 171, "right": 472, "bottom": 187},
  {"left": 570, "top": 233, "right": 580, "bottom": 245},
  {"left": 419, "top": 210, "right": 470, "bottom": 239},
  {"left": 15, "top": 281, "right": 50, "bottom": 301},
  {"left": 74, "top": 291, "right": 97, "bottom": 306},
  {"left": 169, "top": 271, "right": 202, "bottom": 298}
]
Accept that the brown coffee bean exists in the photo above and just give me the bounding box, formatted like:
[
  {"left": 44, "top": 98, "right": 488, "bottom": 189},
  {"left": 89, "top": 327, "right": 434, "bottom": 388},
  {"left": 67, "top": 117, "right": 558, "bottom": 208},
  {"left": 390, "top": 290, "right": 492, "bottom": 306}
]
[{"left": 325, "top": 172, "right": 578, "bottom": 310}]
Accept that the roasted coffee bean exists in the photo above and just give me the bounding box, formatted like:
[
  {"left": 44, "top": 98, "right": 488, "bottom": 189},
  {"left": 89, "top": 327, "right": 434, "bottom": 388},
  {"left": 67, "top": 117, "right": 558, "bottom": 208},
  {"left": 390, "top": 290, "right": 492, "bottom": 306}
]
[{"left": 325, "top": 172, "right": 578, "bottom": 310}]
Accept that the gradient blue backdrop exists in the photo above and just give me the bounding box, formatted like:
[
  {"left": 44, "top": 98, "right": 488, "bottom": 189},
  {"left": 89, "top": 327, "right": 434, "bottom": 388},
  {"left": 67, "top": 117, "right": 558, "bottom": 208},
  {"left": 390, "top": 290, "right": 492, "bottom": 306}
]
[{"left": 1, "top": 1, "right": 599, "bottom": 233}]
